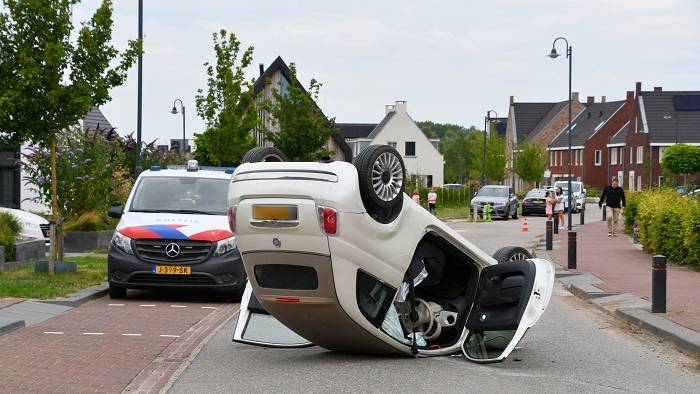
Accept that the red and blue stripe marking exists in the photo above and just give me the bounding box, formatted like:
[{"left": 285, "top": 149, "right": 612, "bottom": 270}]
[{"left": 118, "top": 225, "right": 233, "bottom": 242}]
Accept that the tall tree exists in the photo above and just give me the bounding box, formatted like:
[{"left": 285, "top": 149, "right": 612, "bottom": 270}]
[
  {"left": 661, "top": 144, "right": 700, "bottom": 176},
  {"left": 194, "top": 30, "right": 257, "bottom": 166},
  {"left": 263, "top": 64, "right": 335, "bottom": 161},
  {"left": 513, "top": 141, "right": 548, "bottom": 185},
  {"left": 0, "top": 0, "right": 140, "bottom": 271}
]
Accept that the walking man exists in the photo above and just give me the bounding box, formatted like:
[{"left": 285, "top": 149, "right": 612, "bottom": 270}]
[{"left": 598, "top": 177, "right": 626, "bottom": 237}]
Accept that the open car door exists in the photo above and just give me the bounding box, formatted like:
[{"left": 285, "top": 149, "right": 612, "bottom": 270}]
[
  {"left": 233, "top": 282, "right": 314, "bottom": 348},
  {"left": 461, "top": 259, "right": 554, "bottom": 363}
]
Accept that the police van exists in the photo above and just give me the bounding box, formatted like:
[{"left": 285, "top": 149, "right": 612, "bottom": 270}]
[{"left": 107, "top": 160, "right": 244, "bottom": 300}]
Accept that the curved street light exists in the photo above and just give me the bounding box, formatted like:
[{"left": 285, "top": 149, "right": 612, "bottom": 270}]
[
  {"left": 482, "top": 110, "right": 498, "bottom": 186},
  {"left": 171, "top": 98, "right": 186, "bottom": 157}
]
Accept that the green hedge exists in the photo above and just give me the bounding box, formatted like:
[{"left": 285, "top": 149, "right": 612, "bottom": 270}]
[
  {"left": 623, "top": 189, "right": 700, "bottom": 269},
  {"left": 0, "top": 212, "right": 21, "bottom": 261}
]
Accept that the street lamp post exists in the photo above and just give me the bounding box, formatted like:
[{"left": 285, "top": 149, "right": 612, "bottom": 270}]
[
  {"left": 548, "top": 37, "right": 573, "bottom": 232},
  {"left": 135, "top": 0, "right": 143, "bottom": 176},
  {"left": 171, "top": 99, "right": 186, "bottom": 156},
  {"left": 482, "top": 110, "right": 498, "bottom": 186}
]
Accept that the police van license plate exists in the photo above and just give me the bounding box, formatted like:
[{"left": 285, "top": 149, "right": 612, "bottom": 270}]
[{"left": 153, "top": 265, "right": 191, "bottom": 275}]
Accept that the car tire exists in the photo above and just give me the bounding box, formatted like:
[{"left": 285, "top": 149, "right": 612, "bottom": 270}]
[
  {"left": 354, "top": 145, "right": 405, "bottom": 224},
  {"left": 241, "top": 146, "right": 287, "bottom": 163},
  {"left": 226, "top": 288, "right": 244, "bottom": 303},
  {"left": 492, "top": 246, "right": 533, "bottom": 263},
  {"left": 512, "top": 206, "right": 518, "bottom": 219},
  {"left": 109, "top": 285, "right": 127, "bottom": 299}
]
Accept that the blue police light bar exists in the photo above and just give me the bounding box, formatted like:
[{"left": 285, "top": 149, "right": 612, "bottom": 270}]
[
  {"left": 150, "top": 165, "right": 161, "bottom": 171},
  {"left": 224, "top": 167, "right": 235, "bottom": 174}
]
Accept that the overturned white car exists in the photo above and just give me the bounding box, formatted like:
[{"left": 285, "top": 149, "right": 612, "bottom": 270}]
[{"left": 227, "top": 145, "right": 554, "bottom": 362}]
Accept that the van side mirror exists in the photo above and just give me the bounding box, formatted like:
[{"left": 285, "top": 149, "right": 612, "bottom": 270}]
[
  {"left": 108, "top": 205, "right": 123, "bottom": 219},
  {"left": 583, "top": 188, "right": 587, "bottom": 194}
]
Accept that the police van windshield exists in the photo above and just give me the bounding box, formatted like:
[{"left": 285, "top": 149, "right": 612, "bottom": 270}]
[{"left": 129, "top": 177, "right": 229, "bottom": 215}]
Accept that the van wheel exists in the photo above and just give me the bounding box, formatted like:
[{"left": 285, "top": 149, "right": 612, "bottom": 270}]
[
  {"left": 109, "top": 285, "right": 127, "bottom": 299},
  {"left": 354, "top": 145, "right": 405, "bottom": 223},
  {"left": 241, "top": 147, "right": 287, "bottom": 163},
  {"left": 492, "top": 246, "right": 532, "bottom": 263}
]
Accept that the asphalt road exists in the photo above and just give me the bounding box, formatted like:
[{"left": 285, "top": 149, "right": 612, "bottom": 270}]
[{"left": 170, "top": 207, "right": 700, "bottom": 393}]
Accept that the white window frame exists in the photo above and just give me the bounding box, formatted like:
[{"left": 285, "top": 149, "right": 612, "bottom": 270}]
[
  {"left": 629, "top": 146, "right": 633, "bottom": 164},
  {"left": 658, "top": 146, "right": 666, "bottom": 163},
  {"left": 611, "top": 147, "right": 618, "bottom": 165},
  {"left": 580, "top": 150, "right": 584, "bottom": 166},
  {"left": 550, "top": 151, "right": 554, "bottom": 166},
  {"left": 594, "top": 150, "right": 602, "bottom": 166},
  {"left": 574, "top": 150, "right": 578, "bottom": 166},
  {"left": 636, "top": 146, "right": 644, "bottom": 164}
]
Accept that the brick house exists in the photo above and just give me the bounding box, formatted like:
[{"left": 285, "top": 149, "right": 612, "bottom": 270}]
[
  {"left": 505, "top": 93, "right": 585, "bottom": 191},
  {"left": 547, "top": 93, "right": 634, "bottom": 190},
  {"left": 620, "top": 82, "right": 700, "bottom": 191}
]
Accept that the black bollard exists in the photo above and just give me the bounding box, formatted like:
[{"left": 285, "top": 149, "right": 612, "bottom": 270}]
[
  {"left": 580, "top": 203, "right": 585, "bottom": 225},
  {"left": 652, "top": 255, "right": 667, "bottom": 313},
  {"left": 568, "top": 231, "right": 577, "bottom": 269},
  {"left": 545, "top": 220, "right": 553, "bottom": 250},
  {"left": 553, "top": 215, "right": 559, "bottom": 234},
  {"left": 602, "top": 204, "right": 607, "bottom": 221}
]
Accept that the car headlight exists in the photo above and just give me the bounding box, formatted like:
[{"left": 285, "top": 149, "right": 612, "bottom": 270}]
[
  {"left": 111, "top": 231, "right": 133, "bottom": 255},
  {"left": 214, "top": 236, "right": 237, "bottom": 256}
]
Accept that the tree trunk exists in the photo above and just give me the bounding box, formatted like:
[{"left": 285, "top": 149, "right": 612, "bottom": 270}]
[{"left": 49, "top": 131, "right": 59, "bottom": 275}]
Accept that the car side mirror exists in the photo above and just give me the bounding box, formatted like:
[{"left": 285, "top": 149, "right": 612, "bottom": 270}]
[
  {"left": 583, "top": 188, "right": 587, "bottom": 194},
  {"left": 108, "top": 205, "right": 123, "bottom": 219}
]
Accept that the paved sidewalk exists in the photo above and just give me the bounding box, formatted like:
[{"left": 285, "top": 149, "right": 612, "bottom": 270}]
[{"left": 548, "top": 220, "right": 700, "bottom": 332}]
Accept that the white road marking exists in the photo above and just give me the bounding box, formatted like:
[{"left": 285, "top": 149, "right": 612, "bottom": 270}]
[
  {"left": 170, "top": 305, "right": 187, "bottom": 308},
  {"left": 122, "top": 333, "right": 142, "bottom": 336},
  {"left": 139, "top": 304, "right": 156, "bottom": 307},
  {"left": 108, "top": 303, "right": 124, "bottom": 306},
  {"left": 201, "top": 306, "right": 218, "bottom": 309},
  {"left": 159, "top": 334, "right": 181, "bottom": 338},
  {"left": 43, "top": 331, "right": 64, "bottom": 335},
  {"left": 83, "top": 332, "right": 104, "bottom": 336}
]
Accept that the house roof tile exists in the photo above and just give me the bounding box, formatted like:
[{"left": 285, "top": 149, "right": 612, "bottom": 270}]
[
  {"left": 549, "top": 101, "right": 625, "bottom": 148},
  {"left": 640, "top": 91, "right": 700, "bottom": 143}
]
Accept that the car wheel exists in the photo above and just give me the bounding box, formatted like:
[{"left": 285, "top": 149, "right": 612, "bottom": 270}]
[
  {"left": 109, "top": 285, "right": 127, "bottom": 299},
  {"left": 241, "top": 146, "right": 287, "bottom": 163},
  {"left": 492, "top": 246, "right": 533, "bottom": 263},
  {"left": 226, "top": 288, "right": 244, "bottom": 303},
  {"left": 354, "top": 144, "right": 405, "bottom": 224},
  {"left": 512, "top": 206, "right": 518, "bottom": 219}
]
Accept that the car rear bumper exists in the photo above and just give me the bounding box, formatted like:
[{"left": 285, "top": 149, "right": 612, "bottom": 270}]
[{"left": 107, "top": 247, "right": 246, "bottom": 291}]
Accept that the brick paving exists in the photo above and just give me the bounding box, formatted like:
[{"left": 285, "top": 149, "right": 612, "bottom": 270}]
[
  {"left": 0, "top": 298, "right": 24, "bottom": 309},
  {"left": 0, "top": 293, "right": 238, "bottom": 393},
  {"left": 549, "top": 220, "right": 700, "bottom": 332}
]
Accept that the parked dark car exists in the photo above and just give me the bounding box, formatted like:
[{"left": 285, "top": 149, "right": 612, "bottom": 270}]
[
  {"left": 470, "top": 185, "right": 518, "bottom": 219},
  {"left": 521, "top": 189, "right": 548, "bottom": 216}
]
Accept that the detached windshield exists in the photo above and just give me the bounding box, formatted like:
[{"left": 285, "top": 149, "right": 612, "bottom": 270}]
[
  {"left": 130, "top": 177, "right": 229, "bottom": 215},
  {"left": 478, "top": 187, "right": 508, "bottom": 198},
  {"left": 555, "top": 182, "right": 581, "bottom": 192}
]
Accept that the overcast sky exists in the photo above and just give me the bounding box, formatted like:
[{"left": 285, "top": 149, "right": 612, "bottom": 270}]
[{"left": 70, "top": 0, "right": 699, "bottom": 145}]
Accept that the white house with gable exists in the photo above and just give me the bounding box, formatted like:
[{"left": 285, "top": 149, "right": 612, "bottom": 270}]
[{"left": 337, "top": 101, "right": 444, "bottom": 187}]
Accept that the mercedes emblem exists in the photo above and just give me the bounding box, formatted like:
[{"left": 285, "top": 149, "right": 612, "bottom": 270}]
[{"left": 165, "top": 243, "right": 181, "bottom": 258}]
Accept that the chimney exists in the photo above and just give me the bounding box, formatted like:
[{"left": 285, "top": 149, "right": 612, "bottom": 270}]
[
  {"left": 259, "top": 63, "right": 264, "bottom": 76},
  {"left": 572, "top": 91, "right": 579, "bottom": 102},
  {"left": 635, "top": 81, "right": 642, "bottom": 94},
  {"left": 394, "top": 100, "right": 407, "bottom": 113},
  {"left": 626, "top": 90, "right": 635, "bottom": 102},
  {"left": 601, "top": 96, "right": 606, "bottom": 103},
  {"left": 586, "top": 96, "right": 594, "bottom": 106},
  {"left": 385, "top": 104, "right": 395, "bottom": 114},
  {"left": 509, "top": 95, "right": 514, "bottom": 105},
  {"left": 654, "top": 86, "right": 663, "bottom": 92}
]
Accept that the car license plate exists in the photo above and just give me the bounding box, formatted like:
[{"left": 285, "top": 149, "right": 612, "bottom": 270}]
[
  {"left": 252, "top": 205, "right": 298, "bottom": 221},
  {"left": 534, "top": 200, "right": 543, "bottom": 204},
  {"left": 152, "top": 265, "right": 191, "bottom": 275}
]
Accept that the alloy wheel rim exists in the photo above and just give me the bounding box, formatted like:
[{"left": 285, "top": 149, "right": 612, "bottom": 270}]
[
  {"left": 508, "top": 252, "right": 530, "bottom": 261},
  {"left": 372, "top": 152, "right": 403, "bottom": 201}
]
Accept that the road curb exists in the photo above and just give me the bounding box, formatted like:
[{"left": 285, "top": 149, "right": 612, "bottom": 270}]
[
  {"left": 39, "top": 282, "right": 108, "bottom": 308},
  {"left": 534, "top": 246, "right": 700, "bottom": 359},
  {"left": 0, "top": 319, "right": 25, "bottom": 335}
]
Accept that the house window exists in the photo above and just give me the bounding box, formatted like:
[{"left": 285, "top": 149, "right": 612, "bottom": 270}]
[
  {"left": 636, "top": 146, "right": 644, "bottom": 164},
  {"left": 405, "top": 141, "right": 416, "bottom": 157},
  {"left": 388, "top": 141, "right": 397, "bottom": 149},
  {"left": 550, "top": 151, "right": 554, "bottom": 166},
  {"left": 594, "top": 150, "right": 602, "bottom": 166},
  {"left": 580, "top": 150, "right": 584, "bottom": 166},
  {"left": 574, "top": 150, "right": 578, "bottom": 166},
  {"left": 611, "top": 148, "right": 618, "bottom": 165},
  {"left": 629, "top": 147, "right": 633, "bottom": 164},
  {"left": 658, "top": 146, "right": 666, "bottom": 163}
]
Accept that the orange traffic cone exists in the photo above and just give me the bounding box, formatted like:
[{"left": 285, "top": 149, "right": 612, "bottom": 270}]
[{"left": 521, "top": 218, "right": 529, "bottom": 232}]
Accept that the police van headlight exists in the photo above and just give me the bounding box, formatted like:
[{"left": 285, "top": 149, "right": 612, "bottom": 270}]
[
  {"left": 111, "top": 231, "right": 134, "bottom": 255},
  {"left": 214, "top": 236, "right": 237, "bottom": 256}
]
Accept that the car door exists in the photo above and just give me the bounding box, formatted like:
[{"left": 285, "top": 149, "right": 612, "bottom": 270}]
[
  {"left": 460, "top": 259, "right": 554, "bottom": 363},
  {"left": 233, "top": 282, "right": 314, "bottom": 348}
]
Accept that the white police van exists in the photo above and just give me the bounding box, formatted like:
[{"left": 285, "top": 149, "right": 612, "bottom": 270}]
[{"left": 107, "top": 160, "right": 244, "bottom": 300}]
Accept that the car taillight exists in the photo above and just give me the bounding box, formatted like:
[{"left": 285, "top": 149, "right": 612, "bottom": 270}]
[
  {"left": 227, "top": 205, "right": 237, "bottom": 232},
  {"left": 317, "top": 206, "right": 338, "bottom": 235}
]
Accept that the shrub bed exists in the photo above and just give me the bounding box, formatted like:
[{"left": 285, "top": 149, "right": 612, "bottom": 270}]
[
  {"left": 623, "top": 189, "right": 700, "bottom": 269},
  {"left": 0, "top": 212, "right": 21, "bottom": 261}
]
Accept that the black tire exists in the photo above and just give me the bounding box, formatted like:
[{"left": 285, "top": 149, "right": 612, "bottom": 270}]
[
  {"left": 502, "top": 205, "right": 509, "bottom": 221},
  {"left": 512, "top": 205, "right": 518, "bottom": 219},
  {"left": 109, "top": 285, "right": 127, "bottom": 299},
  {"left": 354, "top": 145, "right": 405, "bottom": 223},
  {"left": 492, "top": 246, "right": 532, "bottom": 263},
  {"left": 226, "top": 288, "right": 244, "bottom": 303},
  {"left": 241, "top": 146, "right": 287, "bottom": 163}
]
